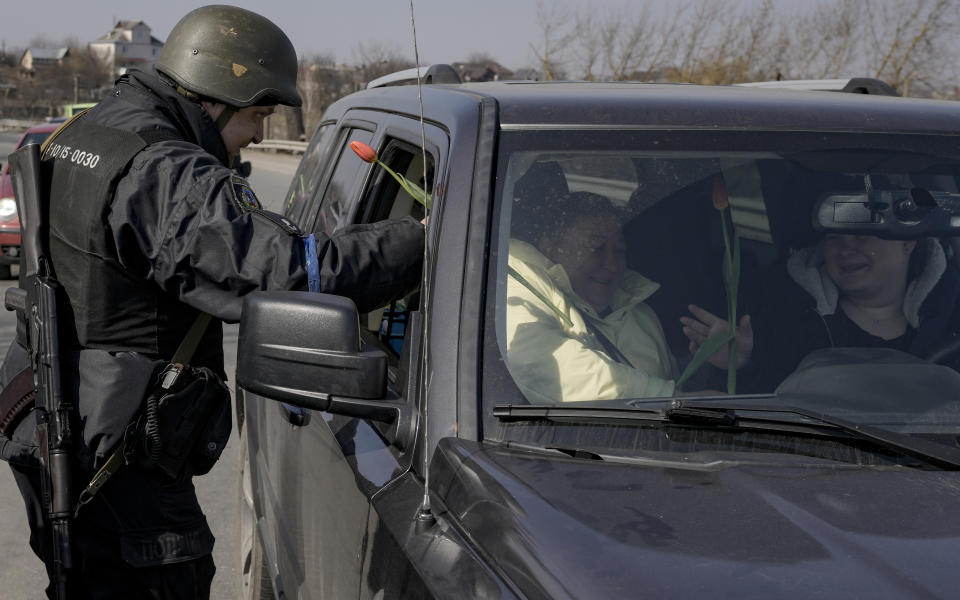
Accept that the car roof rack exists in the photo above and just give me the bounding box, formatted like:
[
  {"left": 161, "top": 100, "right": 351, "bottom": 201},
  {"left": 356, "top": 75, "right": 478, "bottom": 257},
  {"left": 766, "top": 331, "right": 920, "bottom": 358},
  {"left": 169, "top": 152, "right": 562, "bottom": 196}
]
[
  {"left": 365, "top": 64, "right": 462, "bottom": 89},
  {"left": 736, "top": 77, "right": 899, "bottom": 96}
]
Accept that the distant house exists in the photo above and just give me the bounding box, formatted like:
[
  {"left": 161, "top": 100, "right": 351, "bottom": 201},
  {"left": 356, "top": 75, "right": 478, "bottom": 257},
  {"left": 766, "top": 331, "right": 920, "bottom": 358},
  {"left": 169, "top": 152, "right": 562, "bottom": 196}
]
[
  {"left": 89, "top": 20, "right": 164, "bottom": 77},
  {"left": 451, "top": 61, "right": 514, "bottom": 82},
  {"left": 20, "top": 47, "right": 70, "bottom": 73}
]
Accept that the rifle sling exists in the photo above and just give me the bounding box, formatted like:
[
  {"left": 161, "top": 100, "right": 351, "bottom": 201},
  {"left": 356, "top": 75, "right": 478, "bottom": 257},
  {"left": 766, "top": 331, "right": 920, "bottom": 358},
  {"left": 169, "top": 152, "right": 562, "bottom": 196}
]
[
  {"left": 74, "top": 313, "right": 211, "bottom": 515},
  {"left": 0, "top": 367, "right": 37, "bottom": 438}
]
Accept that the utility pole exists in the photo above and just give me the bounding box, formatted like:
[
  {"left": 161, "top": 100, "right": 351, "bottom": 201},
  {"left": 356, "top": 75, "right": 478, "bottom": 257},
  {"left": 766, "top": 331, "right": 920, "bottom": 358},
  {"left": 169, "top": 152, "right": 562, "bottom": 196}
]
[{"left": 73, "top": 74, "right": 79, "bottom": 103}]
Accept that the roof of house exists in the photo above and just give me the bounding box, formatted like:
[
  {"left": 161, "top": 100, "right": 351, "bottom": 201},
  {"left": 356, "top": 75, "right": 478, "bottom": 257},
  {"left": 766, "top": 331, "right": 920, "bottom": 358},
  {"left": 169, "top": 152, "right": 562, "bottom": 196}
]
[
  {"left": 92, "top": 20, "right": 163, "bottom": 45},
  {"left": 23, "top": 47, "right": 69, "bottom": 61}
]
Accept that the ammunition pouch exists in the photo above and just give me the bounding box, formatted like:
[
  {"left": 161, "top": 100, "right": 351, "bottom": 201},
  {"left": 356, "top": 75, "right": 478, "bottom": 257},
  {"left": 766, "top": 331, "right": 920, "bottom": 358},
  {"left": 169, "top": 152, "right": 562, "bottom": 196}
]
[{"left": 128, "top": 364, "right": 231, "bottom": 480}]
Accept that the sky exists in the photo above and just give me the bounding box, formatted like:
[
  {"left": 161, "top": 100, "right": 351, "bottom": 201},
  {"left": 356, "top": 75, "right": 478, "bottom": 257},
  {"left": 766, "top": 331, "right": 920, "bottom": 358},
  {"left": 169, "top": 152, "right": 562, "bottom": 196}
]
[{"left": 0, "top": 0, "right": 662, "bottom": 72}]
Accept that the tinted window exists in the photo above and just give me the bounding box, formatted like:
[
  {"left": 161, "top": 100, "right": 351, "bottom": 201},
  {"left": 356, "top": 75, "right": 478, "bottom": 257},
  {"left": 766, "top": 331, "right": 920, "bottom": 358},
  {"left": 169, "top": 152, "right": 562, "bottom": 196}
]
[
  {"left": 284, "top": 122, "right": 334, "bottom": 225},
  {"left": 359, "top": 138, "right": 434, "bottom": 357},
  {"left": 314, "top": 127, "right": 374, "bottom": 235}
]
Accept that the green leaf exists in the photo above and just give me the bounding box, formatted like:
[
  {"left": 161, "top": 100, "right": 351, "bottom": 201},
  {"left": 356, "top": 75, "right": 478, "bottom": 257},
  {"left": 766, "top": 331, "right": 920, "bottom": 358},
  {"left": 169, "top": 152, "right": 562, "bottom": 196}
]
[
  {"left": 727, "top": 338, "right": 738, "bottom": 394},
  {"left": 676, "top": 329, "right": 735, "bottom": 388},
  {"left": 376, "top": 160, "right": 432, "bottom": 209},
  {"left": 726, "top": 226, "right": 741, "bottom": 394},
  {"left": 507, "top": 265, "right": 573, "bottom": 328},
  {"left": 730, "top": 228, "right": 741, "bottom": 312},
  {"left": 727, "top": 360, "right": 737, "bottom": 394}
]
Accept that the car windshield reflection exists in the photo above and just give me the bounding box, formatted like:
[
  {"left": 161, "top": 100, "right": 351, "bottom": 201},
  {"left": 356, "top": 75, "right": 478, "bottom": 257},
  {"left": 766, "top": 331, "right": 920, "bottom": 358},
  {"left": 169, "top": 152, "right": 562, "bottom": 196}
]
[{"left": 483, "top": 129, "right": 960, "bottom": 447}]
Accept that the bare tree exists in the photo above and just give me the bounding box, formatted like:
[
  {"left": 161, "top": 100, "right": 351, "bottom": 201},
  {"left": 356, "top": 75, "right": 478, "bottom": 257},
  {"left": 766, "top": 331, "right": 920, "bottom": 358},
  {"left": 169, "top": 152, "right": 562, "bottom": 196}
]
[
  {"left": 600, "top": 5, "right": 663, "bottom": 81},
  {"left": 673, "top": 1, "right": 724, "bottom": 83},
  {"left": 863, "top": 0, "right": 958, "bottom": 95},
  {"left": 673, "top": 0, "right": 785, "bottom": 85},
  {"left": 783, "top": 0, "right": 861, "bottom": 79},
  {"left": 9, "top": 37, "right": 112, "bottom": 120},
  {"left": 295, "top": 45, "right": 414, "bottom": 136},
  {"left": 353, "top": 41, "right": 414, "bottom": 82},
  {"left": 298, "top": 53, "right": 357, "bottom": 135},
  {"left": 572, "top": 10, "right": 602, "bottom": 81},
  {"left": 27, "top": 35, "right": 57, "bottom": 48},
  {"left": 529, "top": 0, "right": 574, "bottom": 80},
  {"left": 466, "top": 51, "right": 497, "bottom": 64},
  {"left": 570, "top": 2, "right": 687, "bottom": 82},
  {"left": 526, "top": 0, "right": 959, "bottom": 95}
]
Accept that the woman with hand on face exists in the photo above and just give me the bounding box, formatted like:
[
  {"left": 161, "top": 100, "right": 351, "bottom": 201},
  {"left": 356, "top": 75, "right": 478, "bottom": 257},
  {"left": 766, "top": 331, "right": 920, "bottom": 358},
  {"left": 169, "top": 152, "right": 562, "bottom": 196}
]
[
  {"left": 505, "top": 191, "right": 679, "bottom": 403},
  {"left": 681, "top": 233, "right": 960, "bottom": 392}
]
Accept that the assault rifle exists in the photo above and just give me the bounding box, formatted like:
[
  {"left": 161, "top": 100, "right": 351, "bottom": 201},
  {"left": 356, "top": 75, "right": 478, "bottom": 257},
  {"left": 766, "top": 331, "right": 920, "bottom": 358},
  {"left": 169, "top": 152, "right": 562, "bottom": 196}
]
[{"left": 5, "top": 143, "right": 73, "bottom": 598}]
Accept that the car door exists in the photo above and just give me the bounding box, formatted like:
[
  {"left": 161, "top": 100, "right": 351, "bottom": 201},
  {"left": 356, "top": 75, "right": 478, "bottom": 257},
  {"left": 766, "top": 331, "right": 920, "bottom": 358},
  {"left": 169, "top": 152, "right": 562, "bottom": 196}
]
[{"left": 248, "top": 110, "right": 449, "bottom": 599}]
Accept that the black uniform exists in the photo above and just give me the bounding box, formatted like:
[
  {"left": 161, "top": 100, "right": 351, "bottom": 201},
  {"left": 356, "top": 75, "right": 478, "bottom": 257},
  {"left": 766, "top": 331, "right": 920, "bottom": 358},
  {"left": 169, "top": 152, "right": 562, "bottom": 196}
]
[{"left": 4, "top": 67, "right": 424, "bottom": 598}]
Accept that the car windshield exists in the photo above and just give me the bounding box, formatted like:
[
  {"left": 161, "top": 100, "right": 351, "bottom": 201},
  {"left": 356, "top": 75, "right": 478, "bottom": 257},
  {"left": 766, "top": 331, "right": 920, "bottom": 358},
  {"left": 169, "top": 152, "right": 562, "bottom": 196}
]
[{"left": 482, "top": 128, "right": 960, "bottom": 457}]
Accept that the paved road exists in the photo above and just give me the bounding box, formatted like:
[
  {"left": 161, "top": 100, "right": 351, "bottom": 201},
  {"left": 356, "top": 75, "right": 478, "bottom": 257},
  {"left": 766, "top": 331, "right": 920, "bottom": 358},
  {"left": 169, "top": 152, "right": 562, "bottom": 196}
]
[{"left": 0, "top": 130, "right": 299, "bottom": 598}]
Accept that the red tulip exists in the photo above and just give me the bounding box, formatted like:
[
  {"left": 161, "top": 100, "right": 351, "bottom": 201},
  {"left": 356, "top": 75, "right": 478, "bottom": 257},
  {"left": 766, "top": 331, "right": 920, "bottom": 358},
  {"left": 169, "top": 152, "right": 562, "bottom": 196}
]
[
  {"left": 712, "top": 176, "right": 729, "bottom": 211},
  {"left": 350, "top": 141, "right": 377, "bottom": 163}
]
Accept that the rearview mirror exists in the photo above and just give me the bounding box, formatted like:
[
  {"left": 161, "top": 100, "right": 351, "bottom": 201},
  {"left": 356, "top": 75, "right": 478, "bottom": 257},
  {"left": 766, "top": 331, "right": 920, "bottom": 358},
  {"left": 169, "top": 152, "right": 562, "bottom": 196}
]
[{"left": 814, "top": 188, "right": 960, "bottom": 237}]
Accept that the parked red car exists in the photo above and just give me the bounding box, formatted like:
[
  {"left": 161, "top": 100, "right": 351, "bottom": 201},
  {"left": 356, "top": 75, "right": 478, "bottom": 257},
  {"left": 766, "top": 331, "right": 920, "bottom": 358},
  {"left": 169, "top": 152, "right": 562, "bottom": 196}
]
[{"left": 0, "top": 121, "right": 60, "bottom": 278}]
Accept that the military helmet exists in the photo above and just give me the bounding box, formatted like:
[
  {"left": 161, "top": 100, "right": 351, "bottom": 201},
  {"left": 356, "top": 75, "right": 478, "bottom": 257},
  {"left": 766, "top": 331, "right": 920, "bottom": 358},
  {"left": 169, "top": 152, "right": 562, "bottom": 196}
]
[{"left": 156, "top": 5, "right": 301, "bottom": 107}]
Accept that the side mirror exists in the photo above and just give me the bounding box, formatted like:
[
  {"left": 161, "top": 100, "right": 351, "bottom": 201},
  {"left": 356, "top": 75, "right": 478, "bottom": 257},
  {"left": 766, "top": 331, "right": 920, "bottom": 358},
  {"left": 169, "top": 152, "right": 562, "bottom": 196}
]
[{"left": 238, "top": 291, "right": 400, "bottom": 422}]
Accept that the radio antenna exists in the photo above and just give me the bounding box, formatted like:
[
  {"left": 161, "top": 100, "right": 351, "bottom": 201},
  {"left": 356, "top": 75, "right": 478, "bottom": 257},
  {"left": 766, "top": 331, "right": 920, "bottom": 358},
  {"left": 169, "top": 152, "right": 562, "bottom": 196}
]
[{"left": 409, "top": 0, "right": 435, "bottom": 524}]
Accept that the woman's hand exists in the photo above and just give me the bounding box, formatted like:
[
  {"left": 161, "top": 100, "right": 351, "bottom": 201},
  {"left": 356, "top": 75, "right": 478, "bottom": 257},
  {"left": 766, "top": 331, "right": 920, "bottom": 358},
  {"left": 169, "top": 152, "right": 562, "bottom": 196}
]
[{"left": 680, "top": 304, "right": 754, "bottom": 369}]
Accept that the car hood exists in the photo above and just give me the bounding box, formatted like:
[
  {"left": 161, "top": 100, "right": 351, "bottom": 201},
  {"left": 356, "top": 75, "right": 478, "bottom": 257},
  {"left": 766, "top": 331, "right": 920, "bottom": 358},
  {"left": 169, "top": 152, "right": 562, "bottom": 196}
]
[{"left": 431, "top": 438, "right": 960, "bottom": 600}]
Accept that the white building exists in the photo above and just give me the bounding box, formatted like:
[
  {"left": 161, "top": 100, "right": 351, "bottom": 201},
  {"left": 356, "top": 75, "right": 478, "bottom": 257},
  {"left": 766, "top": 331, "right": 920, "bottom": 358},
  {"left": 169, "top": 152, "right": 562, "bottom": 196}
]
[{"left": 89, "top": 20, "right": 164, "bottom": 78}]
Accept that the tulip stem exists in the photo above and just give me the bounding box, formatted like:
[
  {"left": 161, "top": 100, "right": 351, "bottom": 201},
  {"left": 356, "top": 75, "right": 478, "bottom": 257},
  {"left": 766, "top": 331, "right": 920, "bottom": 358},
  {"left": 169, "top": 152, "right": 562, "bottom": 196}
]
[{"left": 376, "top": 159, "right": 431, "bottom": 210}]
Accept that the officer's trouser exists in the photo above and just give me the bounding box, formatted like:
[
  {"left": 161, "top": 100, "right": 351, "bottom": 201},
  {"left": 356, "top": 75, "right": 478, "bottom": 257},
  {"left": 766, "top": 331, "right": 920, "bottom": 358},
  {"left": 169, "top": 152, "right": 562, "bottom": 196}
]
[{"left": 9, "top": 413, "right": 216, "bottom": 600}]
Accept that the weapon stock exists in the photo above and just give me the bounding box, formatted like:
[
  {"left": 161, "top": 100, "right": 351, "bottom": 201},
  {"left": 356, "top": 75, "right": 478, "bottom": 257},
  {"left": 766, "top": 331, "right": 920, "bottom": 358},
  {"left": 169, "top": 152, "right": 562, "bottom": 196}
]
[{"left": 9, "top": 143, "right": 73, "bottom": 598}]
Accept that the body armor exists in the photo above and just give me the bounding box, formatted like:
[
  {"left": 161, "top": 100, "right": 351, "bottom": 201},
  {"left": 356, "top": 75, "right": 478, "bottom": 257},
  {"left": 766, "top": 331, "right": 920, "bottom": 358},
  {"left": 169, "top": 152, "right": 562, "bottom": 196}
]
[{"left": 45, "top": 117, "right": 221, "bottom": 363}]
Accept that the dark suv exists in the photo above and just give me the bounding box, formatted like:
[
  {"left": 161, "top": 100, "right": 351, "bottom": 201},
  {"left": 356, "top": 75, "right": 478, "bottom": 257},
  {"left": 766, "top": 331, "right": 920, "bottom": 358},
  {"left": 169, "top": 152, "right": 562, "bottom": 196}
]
[{"left": 236, "top": 74, "right": 960, "bottom": 599}]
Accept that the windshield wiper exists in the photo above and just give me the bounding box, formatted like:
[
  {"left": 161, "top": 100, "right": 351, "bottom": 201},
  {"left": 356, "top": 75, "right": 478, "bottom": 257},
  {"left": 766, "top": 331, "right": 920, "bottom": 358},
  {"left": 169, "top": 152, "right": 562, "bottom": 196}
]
[
  {"left": 492, "top": 402, "right": 960, "bottom": 470},
  {"left": 493, "top": 404, "right": 664, "bottom": 423},
  {"left": 666, "top": 399, "right": 960, "bottom": 470}
]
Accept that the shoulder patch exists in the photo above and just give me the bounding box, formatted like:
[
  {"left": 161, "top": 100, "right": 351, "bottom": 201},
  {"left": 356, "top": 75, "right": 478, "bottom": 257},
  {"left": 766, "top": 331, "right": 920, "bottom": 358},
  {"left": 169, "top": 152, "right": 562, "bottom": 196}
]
[{"left": 230, "top": 175, "right": 262, "bottom": 213}]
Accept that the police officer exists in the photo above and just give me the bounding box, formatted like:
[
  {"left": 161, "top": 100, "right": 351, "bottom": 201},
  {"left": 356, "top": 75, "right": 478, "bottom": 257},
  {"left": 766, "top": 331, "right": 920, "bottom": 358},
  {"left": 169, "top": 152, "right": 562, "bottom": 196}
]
[{"left": 4, "top": 5, "right": 424, "bottom": 598}]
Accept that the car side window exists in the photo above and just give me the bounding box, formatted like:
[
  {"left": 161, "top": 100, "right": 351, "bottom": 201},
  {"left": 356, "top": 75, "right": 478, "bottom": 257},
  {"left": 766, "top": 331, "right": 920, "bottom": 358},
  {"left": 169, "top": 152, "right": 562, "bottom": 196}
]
[
  {"left": 313, "top": 127, "right": 375, "bottom": 235},
  {"left": 284, "top": 121, "right": 335, "bottom": 226},
  {"left": 358, "top": 138, "right": 435, "bottom": 359}
]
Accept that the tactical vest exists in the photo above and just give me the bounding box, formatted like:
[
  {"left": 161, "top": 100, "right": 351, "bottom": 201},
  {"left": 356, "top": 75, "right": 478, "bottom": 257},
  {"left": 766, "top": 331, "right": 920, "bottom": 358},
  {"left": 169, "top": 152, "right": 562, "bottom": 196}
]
[{"left": 43, "top": 116, "right": 222, "bottom": 366}]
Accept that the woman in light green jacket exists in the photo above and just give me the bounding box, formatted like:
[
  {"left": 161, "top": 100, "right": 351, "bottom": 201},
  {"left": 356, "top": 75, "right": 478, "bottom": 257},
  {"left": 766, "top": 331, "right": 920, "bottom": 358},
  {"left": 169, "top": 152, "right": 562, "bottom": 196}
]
[{"left": 505, "top": 191, "right": 679, "bottom": 403}]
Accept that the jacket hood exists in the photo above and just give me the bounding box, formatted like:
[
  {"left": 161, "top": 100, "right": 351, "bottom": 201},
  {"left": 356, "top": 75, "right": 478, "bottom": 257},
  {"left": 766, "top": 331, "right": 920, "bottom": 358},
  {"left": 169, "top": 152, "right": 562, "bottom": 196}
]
[
  {"left": 433, "top": 438, "right": 960, "bottom": 600},
  {"left": 88, "top": 67, "right": 230, "bottom": 167},
  {"left": 786, "top": 237, "right": 946, "bottom": 328}
]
